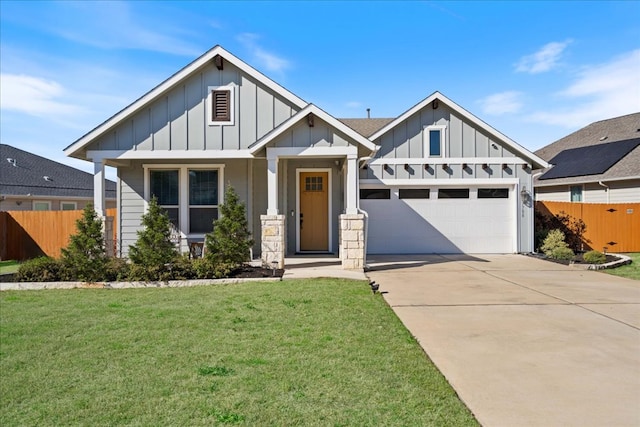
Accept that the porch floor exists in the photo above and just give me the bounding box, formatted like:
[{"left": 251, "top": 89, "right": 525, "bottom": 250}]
[{"left": 250, "top": 255, "right": 367, "bottom": 281}]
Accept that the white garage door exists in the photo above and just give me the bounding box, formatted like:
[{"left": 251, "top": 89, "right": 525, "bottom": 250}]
[{"left": 361, "top": 187, "right": 515, "bottom": 254}]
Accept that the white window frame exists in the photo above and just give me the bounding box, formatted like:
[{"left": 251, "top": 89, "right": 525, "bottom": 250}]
[
  {"left": 33, "top": 200, "right": 51, "bottom": 211},
  {"left": 143, "top": 164, "right": 225, "bottom": 239},
  {"left": 60, "top": 201, "right": 78, "bottom": 210},
  {"left": 423, "top": 125, "right": 446, "bottom": 157},
  {"left": 207, "top": 84, "right": 235, "bottom": 126},
  {"left": 570, "top": 185, "right": 583, "bottom": 202}
]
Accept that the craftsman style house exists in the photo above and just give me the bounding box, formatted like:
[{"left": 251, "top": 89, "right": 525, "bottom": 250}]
[{"left": 64, "top": 46, "right": 547, "bottom": 270}]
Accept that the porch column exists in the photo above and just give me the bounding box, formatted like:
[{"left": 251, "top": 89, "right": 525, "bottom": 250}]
[
  {"left": 267, "top": 156, "right": 279, "bottom": 215},
  {"left": 93, "top": 159, "right": 106, "bottom": 216},
  {"left": 345, "top": 154, "right": 358, "bottom": 214}
]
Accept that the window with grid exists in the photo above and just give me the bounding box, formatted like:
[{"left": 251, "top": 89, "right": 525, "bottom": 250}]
[
  {"left": 189, "top": 170, "right": 219, "bottom": 233},
  {"left": 150, "top": 170, "right": 179, "bottom": 227},
  {"left": 304, "top": 176, "right": 324, "bottom": 192}
]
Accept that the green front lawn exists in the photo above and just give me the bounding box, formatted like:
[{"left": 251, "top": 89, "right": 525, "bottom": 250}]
[
  {"left": 603, "top": 253, "right": 640, "bottom": 280},
  {"left": 0, "top": 279, "right": 477, "bottom": 426},
  {"left": 0, "top": 261, "right": 19, "bottom": 275}
]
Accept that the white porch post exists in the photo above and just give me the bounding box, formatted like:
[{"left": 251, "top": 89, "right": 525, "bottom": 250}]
[
  {"left": 93, "top": 159, "right": 106, "bottom": 216},
  {"left": 266, "top": 154, "right": 279, "bottom": 215},
  {"left": 345, "top": 154, "right": 358, "bottom": 214}
]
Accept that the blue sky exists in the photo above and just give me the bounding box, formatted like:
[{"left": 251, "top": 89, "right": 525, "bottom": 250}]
[{"left": 1, "top": 1, "right": 639, "bottom": 180}]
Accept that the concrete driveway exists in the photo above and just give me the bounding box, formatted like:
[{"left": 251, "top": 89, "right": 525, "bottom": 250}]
[{"left": 366, "top": 254, "right": 640, "bottom": 427}]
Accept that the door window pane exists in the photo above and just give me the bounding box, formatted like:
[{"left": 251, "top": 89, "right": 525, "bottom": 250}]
[
  {"left": 478, "top": 188, "right": 509, "bottom": 199},
  {"left": 438, "top": 189, "right": 469, "bottom": 199},
  {"left": 360, "top": 189, "right": 390, "bottom": 199},
  {"left": 399, "top": 189, "right": 430, "bottom": 199}
]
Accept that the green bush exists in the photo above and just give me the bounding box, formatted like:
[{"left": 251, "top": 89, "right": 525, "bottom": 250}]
[
  {"left": 128, "top": 197, "right": 179, "bottom": 281},
  {"left": 169, "top": 254, "right": 196, "bottom": 280},
  {"left": 192, "top": 258, "right": 234, "bottom": 279},
  {"left": 205, "top": 185, "right": 253, "bottom": 268},
  {"left": 583, "top": 250, "right": 607, "bottom": 264},
  {"left": 104, "top": 257, "right": 130, "bottom": 282},
  {"left": 15, "top": 257, "right": 62, "bottom": 282},
  {"left": 60, "top": 204, "right": 107, "bottom": 282},
  {"left": 548, "top": 247, "right": 575, "bottom": 260},
  {"left": 540, "top": 229, "right": 571, "bottom": 257}
]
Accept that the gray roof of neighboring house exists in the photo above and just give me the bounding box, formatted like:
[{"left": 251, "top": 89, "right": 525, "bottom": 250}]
[
  {"left": 0, "top": 144, "right": 116, "bottom": 199},
  {"left": 339, "top": 118, "right": 395, "bottom": 138},
  {"left": 534, "top": 112, "right": 640, "bottom": 186}
]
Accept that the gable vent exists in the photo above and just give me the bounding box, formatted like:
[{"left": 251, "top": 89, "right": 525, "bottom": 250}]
[{"left": 211, "top": 90, "right": 230, "bottom": 122}]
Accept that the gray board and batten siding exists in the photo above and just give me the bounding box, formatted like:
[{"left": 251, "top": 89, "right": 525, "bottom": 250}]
[
  {"left": 362, "top": 104, "right": 526, "bottom": 180},
  {"left": 84, "top": 60, "right": 301, "bottom": 153},
  {"left": 107, "top": 60, "right": 304, "bottom": 256}
]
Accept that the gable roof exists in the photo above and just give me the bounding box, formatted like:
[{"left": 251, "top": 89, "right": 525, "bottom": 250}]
[
  {"left": 534, "top": 112, "right": 640, "bottom": 186},
  {"left": 64, "top": 45, "right": 308, "bottom": 159},
  {"left": 249, "top": 104, "right": 379, "bottom": 154},
  {"left": 339, "top": 118, "right": 395, "bottom": 138},
  {"left": 368, "top": 91, "right": 549, "bottom": 169},
  {"left": 1, "top": 144, "right": 116, "bottom": 199}
]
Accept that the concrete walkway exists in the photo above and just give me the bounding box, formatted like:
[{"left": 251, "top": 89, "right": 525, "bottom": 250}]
[{"left": 366, "top": 254, "right": 640, "bottom": 427}]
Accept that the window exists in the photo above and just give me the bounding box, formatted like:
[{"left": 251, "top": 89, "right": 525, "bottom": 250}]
[
  {"left": 478, "top": 188, "right": 509, "bottom": 199},
  {"left": 150, "top": 170, "right": 179, "bottom": 226},
  {"left": 304, "top": 176, "right": 324, "bottom": 192},
  {"left": 570, "top": 185, "right": 582, "bottom": 202},
  {"left": 360, "top": 189, "right": 390, "bottom": 199},
  {"left": 424, "top": 125, "right": 445, "bottom": 157},
  {"left": 61, "top": 202, "right": 77, "bottom": 210},
  {"left": 399, "top": 189, "right": 430, "bottom": 199},
  {"left": 33, "top": 201, "right": 51, "bottom": 211},
  {"left": 146, "top": 165, "right": 224, "bottom": 237},
  {"left": 207, "top": 85, "right": 235, "bottom": 126},
  {"left": 438, "top": 189, "right": 469, "bottom": 199},
  {"left": 188, "top": 170, "right": 218, "bottom": 233}
]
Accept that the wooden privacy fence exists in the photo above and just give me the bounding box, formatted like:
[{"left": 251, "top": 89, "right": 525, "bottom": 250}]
[
  {"left": 0, "top": 208, "right": 117, "bottom": 261},
  {"left": 536, "top": 201, "right": 640, "bottom": 253}
]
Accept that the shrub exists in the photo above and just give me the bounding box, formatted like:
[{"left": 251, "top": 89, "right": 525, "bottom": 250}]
[
  {"left": 540, "top": 229, "right": 571, "bottom": 256},
  {"left": 583, "top": 250, "right": 607, "bottom": 264},
  {"left": 104, "top": 257, "right": 130, "bottom": 282},
  {"left": 128, "top": 197, "right": 178, "bottom": 281},
  {"left": 169, "top": 254, "right": 196, "bottom": 280},
  {"left": 548, "top": 247, "right": 575, "bottom": 260},
  {"left": 192, "top": 258, "right": 234, "bottom": 279},
  {"left": 16, "top": 257, "right": 62, "bottom": 282},
  {"left": 205, "top": 185, "right": 253, "bottom": 268},
  {"left": 60, "top": 204, "right": 107, "bottom": 282}
]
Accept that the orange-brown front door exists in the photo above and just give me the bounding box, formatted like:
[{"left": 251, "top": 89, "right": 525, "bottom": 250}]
[{"left": 299, "top": 171, "right": 329, "bottom": 251}]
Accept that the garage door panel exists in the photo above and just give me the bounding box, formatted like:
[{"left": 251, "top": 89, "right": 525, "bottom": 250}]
[{"left": 362, "top": 187, "right": 514, "bottom": 254}]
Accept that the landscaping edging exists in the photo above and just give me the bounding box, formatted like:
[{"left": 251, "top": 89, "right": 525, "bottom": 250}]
[
  {"left": 0, "top": 277, "right": 281, "bottom": 291},
  {"left": 584, "top": 253, "right": 632, "bottom": 271}
]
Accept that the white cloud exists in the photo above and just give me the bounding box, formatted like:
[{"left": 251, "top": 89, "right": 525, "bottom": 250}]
[
  {"left": 346, "top": 101, "right": 362, "bottom": 109},
  {"left": 527, "top": 49, "right": 640, "bottom": 128},
  {"left": 478, "top": 91, "right": 523, "bottom": 115},
  {"left": 237, "top": 33, "right": 291, "bottom": 73},
  {"left": 516, "top": 40, "right": 572, "bottom": 74},
  {"left": 46, "top": 1, "right": 200, "bottom": 56},
  {"left": 0, "top": 74, "right": 81, "bottom": 117}
]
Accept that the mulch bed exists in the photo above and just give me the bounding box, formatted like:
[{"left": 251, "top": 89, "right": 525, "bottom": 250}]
[
  {"left": 228, "top": 265, "right": 284, "bottom": 278},
  {"left": 529, "top": 252, "right": 620, "bottom": 266}
]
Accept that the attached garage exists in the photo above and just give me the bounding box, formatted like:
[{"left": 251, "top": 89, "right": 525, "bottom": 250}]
[{"left": 361, "top": 186, "right": 517, "bottom": 254}]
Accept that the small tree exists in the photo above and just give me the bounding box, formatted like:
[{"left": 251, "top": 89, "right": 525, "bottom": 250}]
[
  {"left": 128, "top": 197, "right": 178, "bottom": 279},
  {"left": 205, "top": 185, "right": 254, "bottom": 268},
  {"left": 60, "top": 204, "right": 107, "bottom": 281},
  {"left": 540, "top": 229, "right": 575, "bottom": 260}
]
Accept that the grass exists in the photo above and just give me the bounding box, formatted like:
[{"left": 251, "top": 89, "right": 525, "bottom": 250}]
[
  {"left": 603, "top": 253, "right": 640, "bottom": 280},
  {"left": 0, "top": 279, "right": 477, "bottom": 426},
  {"left": 0, "top": 261, "right": 19, "bottom": 275}
]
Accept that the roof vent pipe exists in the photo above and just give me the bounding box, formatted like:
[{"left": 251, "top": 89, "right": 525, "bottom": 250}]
[{"left": 366, "top": 108, "right": 370, "bottom": 119}]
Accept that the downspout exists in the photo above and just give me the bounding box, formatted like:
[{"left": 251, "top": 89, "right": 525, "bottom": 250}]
[{"left": 598, "top": 181, "right": 610, "bottom": 203}]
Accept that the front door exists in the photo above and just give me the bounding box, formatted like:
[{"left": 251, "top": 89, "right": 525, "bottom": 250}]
[{"left": 299, "top": 171, "right": 329, "bottom": 251}]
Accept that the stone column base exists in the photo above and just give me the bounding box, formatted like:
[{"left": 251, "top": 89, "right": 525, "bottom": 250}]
[
  {"left": 340, "top": 214, "right": 365, "bottom": 270},
  {"left": 261, "top": 214, "right": 285, "bottom": 269}
]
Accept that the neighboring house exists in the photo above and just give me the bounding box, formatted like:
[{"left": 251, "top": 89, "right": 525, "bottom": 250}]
[
  {"left": 64, "top": 45, "right": 547, "bottom": 270},
  {"left": 534, "top": 113, "right": 640, "bottom": 203},
  {"left": 0, "top": 144, "right": 116, "bottom": 211}
]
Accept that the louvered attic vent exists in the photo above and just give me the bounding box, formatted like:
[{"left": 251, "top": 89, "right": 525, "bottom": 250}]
[{"left": 211, "top": 90, "right": 230, "bottom": 122}]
